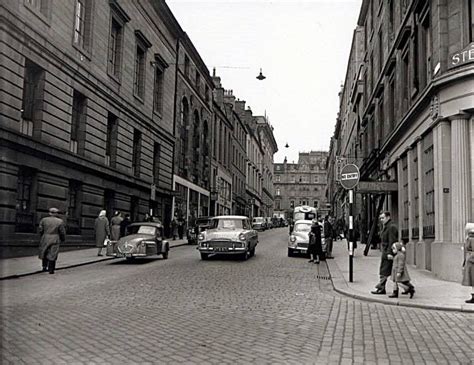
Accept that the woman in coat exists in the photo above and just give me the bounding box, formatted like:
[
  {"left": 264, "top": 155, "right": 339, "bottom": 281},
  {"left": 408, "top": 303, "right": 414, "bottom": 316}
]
[
  {"left": 110, "top": 211, "right": 123, "bottom": 241},
  {"left": 462, "top": 223, "right": 474, "bottom": 304},
  {"left": 308, "top": 220, "right": 323, "bottom": 264},
  {"left": 95, "top": 210, "right": 110, "bottom": 256}
]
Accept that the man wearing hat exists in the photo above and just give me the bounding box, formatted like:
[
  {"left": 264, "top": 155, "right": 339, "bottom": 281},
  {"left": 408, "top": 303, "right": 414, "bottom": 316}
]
[{"left": 38, "top": 207, "right": 66, "bottom": 274}]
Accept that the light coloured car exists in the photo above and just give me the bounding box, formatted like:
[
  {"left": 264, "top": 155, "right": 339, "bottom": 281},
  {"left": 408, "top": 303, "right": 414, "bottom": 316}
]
[
  {"left": 198, "top": 215, "right": 258, "bottom": 260},
  {"left": 106, "top": 222, "right": 169, "bottom": 261},
  {"left": 288, "top": 219, "right": 313, "bottom": 257},
  {"left": 252, "top": 217, "right": 266, "bottom": 231}
]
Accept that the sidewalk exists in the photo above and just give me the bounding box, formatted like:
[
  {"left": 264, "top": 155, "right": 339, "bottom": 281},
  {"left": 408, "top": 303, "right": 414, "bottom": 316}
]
[
  {"left": 326, "top": 239, "right": 474, "bottom": 313},
  {"left": 0, "top": 238, "right": 189, "bottom": 280}
]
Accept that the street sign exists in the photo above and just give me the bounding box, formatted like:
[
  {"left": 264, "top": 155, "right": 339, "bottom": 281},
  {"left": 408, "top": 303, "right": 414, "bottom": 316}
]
[{"left": 340, "top": 164, "right": 360, "bottom": 190}]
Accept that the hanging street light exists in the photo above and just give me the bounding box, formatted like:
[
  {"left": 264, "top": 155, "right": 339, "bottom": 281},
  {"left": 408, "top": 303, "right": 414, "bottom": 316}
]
[{"left": 256, "top": 68, "right": 266, "bottom": 80}]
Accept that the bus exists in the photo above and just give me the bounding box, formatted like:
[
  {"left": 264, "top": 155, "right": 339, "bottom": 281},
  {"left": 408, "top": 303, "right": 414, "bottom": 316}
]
[{"left": 293, "top": 205, "right": 317, "bottom": 221}]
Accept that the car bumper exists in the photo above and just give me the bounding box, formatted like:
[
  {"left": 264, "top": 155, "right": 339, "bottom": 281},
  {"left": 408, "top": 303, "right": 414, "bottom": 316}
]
[
  {"left": 288, "top": 243, "right": 309, "bottom": 253},
  {"left": 198, "top": 246, "right": 246, "bottom": 254},
  {"left": 107, "top": 252, "right": 149, "bottom": 258}
]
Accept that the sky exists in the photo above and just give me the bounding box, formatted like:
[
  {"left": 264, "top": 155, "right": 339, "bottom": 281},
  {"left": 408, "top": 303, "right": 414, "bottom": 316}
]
[{"left": 166, "top": 0, "right": 361, "bottom": 163}]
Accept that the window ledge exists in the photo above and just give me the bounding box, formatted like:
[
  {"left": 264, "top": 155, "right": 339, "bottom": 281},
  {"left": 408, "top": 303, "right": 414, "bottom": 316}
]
[
  {"left": 24, "top": 1, "right": 51, "bottom": 26},
  {"left": 134, "top": 93, "right": 145, "bottom": 104},
  {"left": 72, "top": 43, "right": 92, "bottom": 61}
]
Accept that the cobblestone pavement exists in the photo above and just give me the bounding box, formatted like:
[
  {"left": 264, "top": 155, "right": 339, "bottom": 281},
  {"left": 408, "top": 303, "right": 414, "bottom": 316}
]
[{"left": 1, "top": 228, "right": 473, "bottom": 364}]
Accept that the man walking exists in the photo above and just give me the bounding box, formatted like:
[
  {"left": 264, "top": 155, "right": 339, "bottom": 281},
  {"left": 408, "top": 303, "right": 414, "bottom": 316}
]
[
  {"left": 371, "top": 211, "right": 398, "bottom": 294},
  {"left": 38, "top": 207, "right": 66, "bottom": 274}
]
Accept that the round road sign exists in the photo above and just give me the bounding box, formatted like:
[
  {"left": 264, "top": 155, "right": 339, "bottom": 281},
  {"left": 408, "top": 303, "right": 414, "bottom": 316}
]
[{"left": 340, "top": 164, "right": 360, "bottom": 190}]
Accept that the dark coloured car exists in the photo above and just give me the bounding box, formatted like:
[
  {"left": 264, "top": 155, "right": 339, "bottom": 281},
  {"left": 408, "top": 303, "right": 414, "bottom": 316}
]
[
  {"left": 187, "top": 216, "right": 213, "bottom": 244},
  {"left": 106, "top": 222, "right": 169, "bottom": 260}
]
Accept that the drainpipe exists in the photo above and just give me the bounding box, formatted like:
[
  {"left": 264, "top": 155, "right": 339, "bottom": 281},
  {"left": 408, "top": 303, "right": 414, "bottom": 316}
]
[{"left": 171, "top": 37, "right": 180, "bottom": 219}]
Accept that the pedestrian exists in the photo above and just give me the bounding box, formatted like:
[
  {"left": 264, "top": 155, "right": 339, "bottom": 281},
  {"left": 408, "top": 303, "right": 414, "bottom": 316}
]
[
  {"left": 177, "top": 215, "right": 185, "bottom": 240},
  {"left": 324, "top": 215, "right": 334, "bottom": 259},
  {"left": 462, "top": 223, "right": 474, "bottom": 304},
  {"left": 110, "top": 211, "right": 123, "bottom": 241},
  {"left": 120, "top": 214, "right": 131, "bottom": 237},
  {"left": 308, "top": 219, "right": 323, "bottom": 264},
  {"left": 38, "top": 207, "right": 66, "bottom": 274},
  {"left": 95, "top": 210, "right": 110, "bottom": 256},
  {"left": 388, "top": 242, "right": 415, "bottom": 298},
  {"left": 171, "top": 215, "right": 178, "bottom": 240},
  {"left": 371, "top": 211, "right": 398, "bottom": 295}
]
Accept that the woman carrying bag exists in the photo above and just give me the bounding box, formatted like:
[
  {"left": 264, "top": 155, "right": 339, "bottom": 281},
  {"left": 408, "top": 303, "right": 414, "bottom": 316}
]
[
  {"left": 308, "top": 219, "right": 323, "bottom": 264},
  {"left": 95, "top": 210, "right": 110, "bottom": 256}
]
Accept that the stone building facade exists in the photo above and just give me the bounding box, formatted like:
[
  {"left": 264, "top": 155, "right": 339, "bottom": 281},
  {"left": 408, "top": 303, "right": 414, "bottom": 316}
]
[
  {"left": 274, "top": 151, "right": 329, "bottom": 219},
  {"left": 327, "top": 0, "right": 474, "bottom": 281},
  {"left": 0, "top": 0, "right": 179, "bottom": 254},
  {"left": 173, "top": 33, "right": 213, "bottom": 222}
]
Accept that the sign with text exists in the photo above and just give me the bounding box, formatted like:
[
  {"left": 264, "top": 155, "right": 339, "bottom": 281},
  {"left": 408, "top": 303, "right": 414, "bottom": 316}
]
[
  {"left": 340, "top": 164, "right": 360, "bottom": 190},
  {"left": 448, "top": 42, "right": 474, "bottom": 69}
]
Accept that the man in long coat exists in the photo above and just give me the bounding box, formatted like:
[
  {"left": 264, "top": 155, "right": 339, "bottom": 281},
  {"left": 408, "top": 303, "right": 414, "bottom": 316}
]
[
  {"left": 38, "top": 207, "right": 66, "bottom": 274},
  {"left": 371, "top": 211, "right": 398, "bottom": 294}
]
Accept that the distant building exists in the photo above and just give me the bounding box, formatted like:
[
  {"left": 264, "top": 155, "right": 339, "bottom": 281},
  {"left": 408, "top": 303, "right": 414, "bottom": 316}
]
[{"left": 274, "top": 152, "right": 329, "bottom": 219}]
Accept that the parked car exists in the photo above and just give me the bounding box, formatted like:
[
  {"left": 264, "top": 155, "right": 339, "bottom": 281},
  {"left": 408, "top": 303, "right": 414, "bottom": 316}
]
[
  {"left": 187, "top": 216, "right": 212, "bottom": 244},
  {"left": 106, "top": 222, "right": 169, "bottom": 260},
  {"left": 252, "top": 217, "right": 266, "bottom": 231},
  {"left": 197, "top": 215, "right": 258, "bottom": 260},
  {"left": 287, "top": 219, "right": 313, "bottom": 257},
  {"left": 265, "top": 217, "right": 273, "bottom": 229}
]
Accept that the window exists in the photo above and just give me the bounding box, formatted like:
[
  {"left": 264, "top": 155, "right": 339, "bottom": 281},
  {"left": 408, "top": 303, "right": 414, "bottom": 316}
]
[
  {"left": 274, "top": 175, "right": 280, "bottom": 182},
  {"left": 469, "top": 0, "right": 474, "bottom": 42},
  {"left": 422, "top": 134, "right": 435, "bottom": 238},
  {"left": 152, "top": 55, "right": 168, "bottom": 114},
  {"left": 153, "top": 142, "right": 161, "bottom": 186},
  {"left": 15, "top": 167, "right": 36, "bottom": 233},
  {"left": 387, "top": 74, "right": 395, "bottom": 132},
  {"left": 105, "top": 112, "right": 118, "bottom": 167},
  {"left": 25, "top": 0, "right": 49, "bottom": 18},
  {"left": 70, "top": 90, "right": 87, "bottom": 154},
  {"left": 205, "top": 85, "right": 210, "bottom": 103},
  {"left": 192, "top": 111, "right": 200, "bottom": 183},
  {"left": 132, "top": 129, "right": 142, "bottom": 177},
  {"left": 313, "top": 175, "right": 319, "bottom": 183},
  {"left": 313, "top": 200, "right": 318, "bottom": 208},
  {"left": 416, "top": 3, "right": 431, "bottom": 91},
  {"left": 401, "top": 155, "right": 409, "bottom": 240},
  {"left": 377, "top": 96, "right": 384, "bottom": 147},
  {"left": 21, "top": 59, "right": 45, "bottom": 138},
  {"left": 73, "top": 0, "right": 93, "bottom": 52},
  {"left": 179, "top": 98, "right": 189, "bottom": 177},
  {"left": 195, "top": 71, "right": 201, "bottom": 93},
  {"left": 108, "top": 18, "right": 123, "bottom": 79},
  {"left": 184, "top": 55, "right": 190, "bottom": 78},
  {"left": 412, "top": 152, "right": 419, "bottom": 239},
  {"left": 401, "top": 45, "right": 410, "bottom": 114},
  {"left": 378, "top": 29, "right": 384, "bottom": 74},
  {"left": 276, "top": 188, "right": 280, "bottom": 196},
  {"left": 134, "top": 45, "right": 146, "bottom": 99}
]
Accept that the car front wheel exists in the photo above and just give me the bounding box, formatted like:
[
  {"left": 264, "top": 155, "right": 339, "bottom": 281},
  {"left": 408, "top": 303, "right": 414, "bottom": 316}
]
[
  {"left": 162, "top": 250, "right": 169, "bottom": 259},
  {"left": 200, "top": 252, "right": 209, "bottom": 260},
  {"left": 288, "top": 248, "right": 294, "bottom": 257}
]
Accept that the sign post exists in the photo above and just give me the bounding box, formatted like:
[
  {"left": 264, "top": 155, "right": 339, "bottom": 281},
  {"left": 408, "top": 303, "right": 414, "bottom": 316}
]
[{"left": 340, "top": 164, "right": 360, "bottom": 283}]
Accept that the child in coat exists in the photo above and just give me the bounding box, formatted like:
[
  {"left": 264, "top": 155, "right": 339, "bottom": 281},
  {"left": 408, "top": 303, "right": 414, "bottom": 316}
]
[{"left": 389, "top": 242, "right": 415, "bottom": 298}]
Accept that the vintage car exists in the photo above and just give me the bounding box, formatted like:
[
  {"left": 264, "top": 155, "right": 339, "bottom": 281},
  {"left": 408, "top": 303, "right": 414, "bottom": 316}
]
[
  {"left": 187, "top": 216, "right": 213, "bottom": 245},
  {"left": 288, "top": 219, "right": 313, "bottom": 257},
  {"left": 252, "top": 217, "right": 266, "bottom": 231},
  {"left": 106, "top": 222, "right": 169, "bottom": 260},
  {"left": 197, "top": 215, "right": 258, "bottom": 260}
]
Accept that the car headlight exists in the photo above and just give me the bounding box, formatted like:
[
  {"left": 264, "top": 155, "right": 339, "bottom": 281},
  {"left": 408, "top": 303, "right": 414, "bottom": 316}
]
[
  {"left": 200, "top": 242, "right": 208, "bottom": 248},
  {"left": 290, "top": 235, "right": 296, "bottom": 243},
  {"left": 198, "top": 233, "right": 205, "bottom": 241},
  {"left": 238, "top": 233, "right": 246, "bottom": 241},
  {"left": 189, "top": 228, "right": 195, "bottom": 233}
]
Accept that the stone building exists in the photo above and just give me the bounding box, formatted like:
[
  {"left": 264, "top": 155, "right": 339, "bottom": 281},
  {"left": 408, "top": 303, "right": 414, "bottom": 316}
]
[
  {"left": 274, "top": 151, "right": 329, "bottom": 219},
  {"left": 0, "top": 0, "right": 180, "bottom": 254},
  {"left": 327, "top": 0, "right": 474, "bottom": 281},
  {"left": 173, "top": 33, "right": 213, "bottom": 222}
]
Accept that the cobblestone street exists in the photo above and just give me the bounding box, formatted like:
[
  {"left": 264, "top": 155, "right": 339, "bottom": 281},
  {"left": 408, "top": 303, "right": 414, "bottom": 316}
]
[{"left": 1, "top": 228, "right": 473, "bottom": 364}]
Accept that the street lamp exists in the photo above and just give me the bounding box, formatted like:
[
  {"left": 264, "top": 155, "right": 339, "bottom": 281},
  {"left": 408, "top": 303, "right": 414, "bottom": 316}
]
[{"left": 256, "top": 68, "right": 266, "bottom": 80}]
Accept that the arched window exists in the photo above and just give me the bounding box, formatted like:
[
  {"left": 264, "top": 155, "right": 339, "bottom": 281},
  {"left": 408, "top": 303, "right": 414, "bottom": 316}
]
[
  {"left": 192, "top": 110, "right": 200, "bottom": 183},
  {"left": 202, "top": 120, "right": 209, "bottom": 186},
  {"left": 179, "top": 97, "right": 189, "bottom": 176}
]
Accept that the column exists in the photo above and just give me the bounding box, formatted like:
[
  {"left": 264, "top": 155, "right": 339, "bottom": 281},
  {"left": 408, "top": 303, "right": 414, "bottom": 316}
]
[
  {"left": 407, "top": 147, "right": 414, "bottom": 242},
  {"left": 397, "top": 158, "right": 403, "bottom": 239},
  {"left": 433, "top": 120, "right": 451, "bottom": 243},
  {"left": 451, "top": 115, "right": 471, "bottom": 243},
  {"left": 470, "top": 115, "right": 474, "bottom": 221}
]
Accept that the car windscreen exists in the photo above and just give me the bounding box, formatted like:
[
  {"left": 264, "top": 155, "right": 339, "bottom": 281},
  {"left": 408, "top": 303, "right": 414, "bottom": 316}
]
[
  {"left": 294, "top": 223, "right": 311, "bottom": 232},
  {"left": 253, "top": 218, "right": 263, "bottom": 223},
  {"left": 136, "top": 226, "right": 157, "bottom": 235},
  {"left": 211, "top": 219, "right": 244, "bottom": 229}
]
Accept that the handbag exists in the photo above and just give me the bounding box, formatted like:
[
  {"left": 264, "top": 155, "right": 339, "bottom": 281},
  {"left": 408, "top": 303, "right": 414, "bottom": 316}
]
[{"left": 103, "top": 238, "right": 111, "bottom": 247}]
